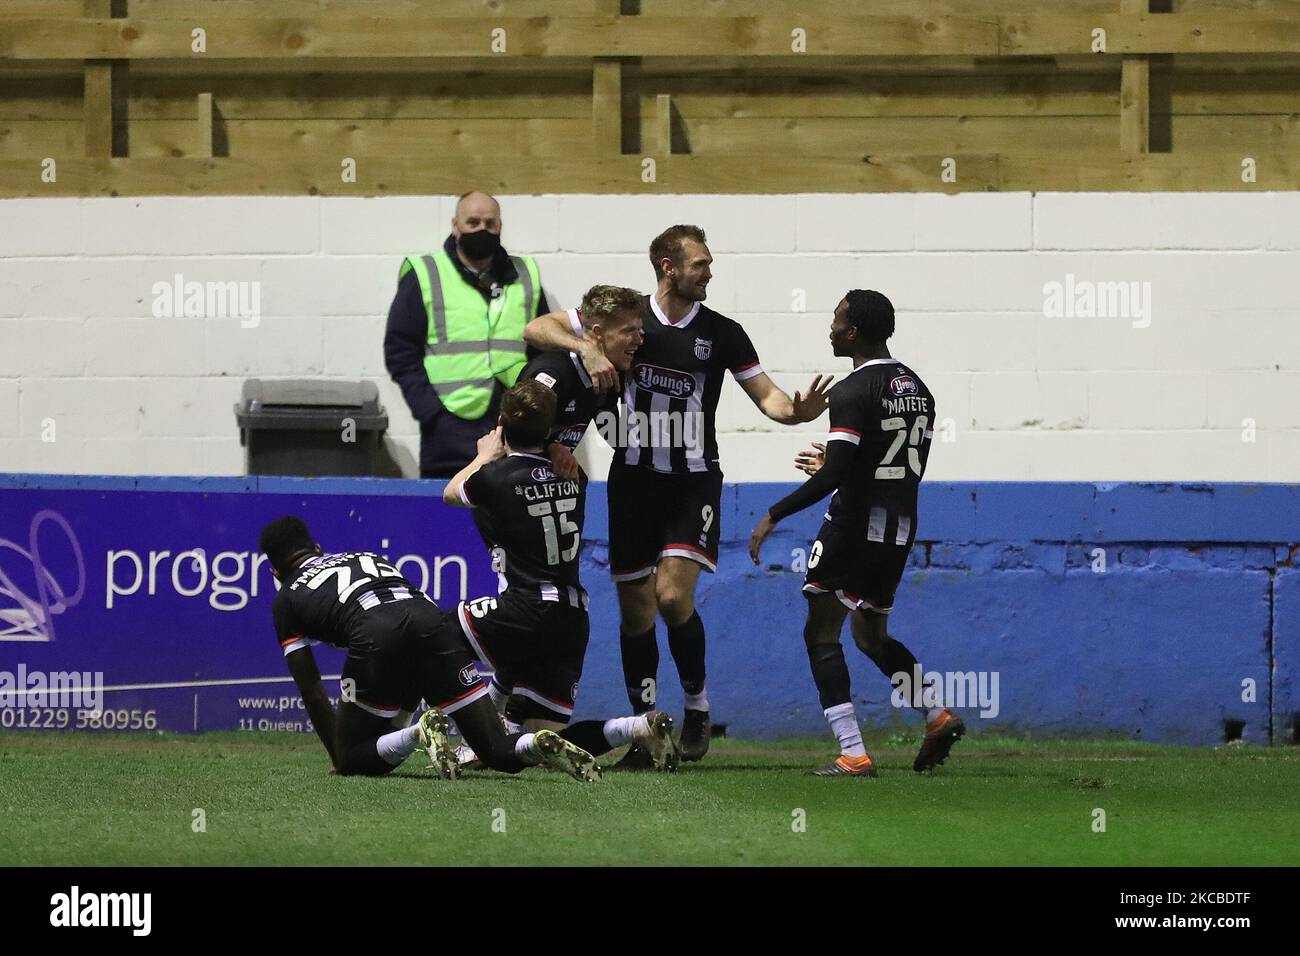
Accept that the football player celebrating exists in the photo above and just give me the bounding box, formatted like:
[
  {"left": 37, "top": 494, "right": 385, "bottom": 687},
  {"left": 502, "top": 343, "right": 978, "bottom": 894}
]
[
  {"left": 445, "top": 378, "right": 680, "bottom": 772},
  {"left": 525, "top": 284, "right": 645, "bottom": 480},
  {"left": 260, "top": 516, "right": 601, "bottom": 782},
  {"left": 524, "top": 225, "right": 831, "bottom": 766},
  {"left": 749, "top": 290, "right": 965, "bottom": 777}
]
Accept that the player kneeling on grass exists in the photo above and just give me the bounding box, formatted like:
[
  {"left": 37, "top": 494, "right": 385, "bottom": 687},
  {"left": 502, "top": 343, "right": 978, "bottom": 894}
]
[
  {"left": 444, "top": 378, "right": 680, "bottom": 772},
  {"left": 259, "top": 515, "right": 601, "bottom": 782},
  {"left": 749, "top": 290, "right": 965, "bottom": 777}
]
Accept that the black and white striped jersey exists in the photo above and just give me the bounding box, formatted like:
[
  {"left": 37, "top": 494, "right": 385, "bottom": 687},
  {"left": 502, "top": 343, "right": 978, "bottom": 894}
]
[
  {"left": 460, "top": 451, "right": 587, "bottom": 601},
  {"left": 613, "top": 294, "right": 763, "bottom": 475},
  {"left": 273, "top": 551, "right": 423, "bottom": 656},
  {"left": 823, "top": 358, "right": 935, "bottom": 545}
]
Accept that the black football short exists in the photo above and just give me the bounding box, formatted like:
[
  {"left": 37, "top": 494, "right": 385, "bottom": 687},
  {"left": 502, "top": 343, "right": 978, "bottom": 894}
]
[
  {"left": 342, "top": 598, "right": 488, "bottom": 719},
  {"left": 607, "top": 461, "right": 723, "bottom": 581},
  {"left": 456, "top": 589, "right": 590, "bottom": 724},
  {"left": 801, "top": 519, "right": 912, "bottom": 613}
]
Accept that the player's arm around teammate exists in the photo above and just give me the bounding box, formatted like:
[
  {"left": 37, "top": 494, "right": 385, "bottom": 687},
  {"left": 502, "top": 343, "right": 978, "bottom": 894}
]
[{"left": 524, "top": 308, "right": 620, "bottom": 393}]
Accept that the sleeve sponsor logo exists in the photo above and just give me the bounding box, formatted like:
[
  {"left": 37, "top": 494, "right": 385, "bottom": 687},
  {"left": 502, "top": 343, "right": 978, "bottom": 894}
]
[
  {"left": 555, "top": 425, "right": 586, "bottom": 448},
  {"left": 889, "top": 375, "right": 919, "bottom": 396}
]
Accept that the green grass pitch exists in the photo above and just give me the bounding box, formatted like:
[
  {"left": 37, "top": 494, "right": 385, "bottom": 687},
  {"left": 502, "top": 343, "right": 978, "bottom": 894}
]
[{"left": 2, "top": 731, "right": 1296, "bottom": 866}]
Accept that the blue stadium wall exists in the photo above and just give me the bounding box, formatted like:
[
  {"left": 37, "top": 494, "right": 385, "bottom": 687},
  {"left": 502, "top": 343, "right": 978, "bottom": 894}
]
[{"left": 0, "top": 475, "right": 1296, "bottom": 746}]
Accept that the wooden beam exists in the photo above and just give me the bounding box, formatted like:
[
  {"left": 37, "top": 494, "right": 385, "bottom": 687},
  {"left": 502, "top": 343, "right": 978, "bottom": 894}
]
[
  {"left": 5, "top": 15, "right": 1300, "bottom": 60},
  {"left": 0, "top": 16, "right": 996, "bottom": 59},
  {"left": 655, "top": 93, "right": 672, "bottom": 155},
  {"left": 642, "top": 0, "right": 1300, "bottom": 12},
  {"left": 81, "top": 0, "right": 113, "bottom": 157},
  {"left": 1120, "top": 0, "right": 1150, "bottom": 155},
  {"left": 592, "top": 57, "right": 622, "bottom": 155},
  {"left": 1001, "top": 14, "right": 1300, "bottom": 55},
  {"left": 195, "top": 90, "right": 213, "bottom": 157},
  {"left": 1, "top": 150, "right": 1292, "bottom": 197}
]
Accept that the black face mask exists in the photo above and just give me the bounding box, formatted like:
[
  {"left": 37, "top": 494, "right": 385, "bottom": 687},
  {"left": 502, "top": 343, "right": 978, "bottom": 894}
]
[{"left": 457, "top": 229, "right": 501, "bottom": 261}]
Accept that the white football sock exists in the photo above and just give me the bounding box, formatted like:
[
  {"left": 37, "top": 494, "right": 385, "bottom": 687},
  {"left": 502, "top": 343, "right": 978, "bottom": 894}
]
[
  {"left": 376, "top": 724, "right": 422, "bottom": 766},
  {"left": 602, "top": 715, "right": 642, "bottom": 748},
  {"left": 824, "top": 702, "right": 867, "bottom": 757},
  {"left": 514, "top": 732, "right": 542, "bottom": 765},
  {"left": 684, "top": 689, "right": 709, "bottom": 712}
]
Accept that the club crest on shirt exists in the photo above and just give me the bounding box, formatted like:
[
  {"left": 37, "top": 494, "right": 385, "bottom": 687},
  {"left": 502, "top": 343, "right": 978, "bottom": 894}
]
[
  {"left": 889, "top": 374, "right": 919, "bottom": 397},
  {"left": 531, "top": 465, "right": 555, "bottom": 482},
  {"left": 564, "top": 400, "right": 577, "bottom": 413},
  {"left": 693, "top": 337, "right": 712, "bottom": 361}
]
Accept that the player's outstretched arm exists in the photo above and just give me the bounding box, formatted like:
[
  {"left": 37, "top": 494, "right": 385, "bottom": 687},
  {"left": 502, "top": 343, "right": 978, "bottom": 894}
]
[
  {"left": 738, "top": 372, "right": 834, "bottom": 425},
  {"left": 523, "top": 311, "right": 618, "bottom": 392},
  {"left": 749, "top": 439, "right": 853, "bottom": 565},
  {"left": 285, "top": 646, "right": 338, "bottom": 768},
  {"left": 444, "top": 426, "right": 505, "bottom": 507}
]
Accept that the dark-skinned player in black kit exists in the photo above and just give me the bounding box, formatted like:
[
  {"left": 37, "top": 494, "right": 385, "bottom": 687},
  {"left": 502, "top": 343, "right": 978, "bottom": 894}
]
[
  {"left": 750, "top": 290, "right": 966, "bottom": 777},
  {"left": 259, "top": 516, "right": 603, "bottom": 782}
]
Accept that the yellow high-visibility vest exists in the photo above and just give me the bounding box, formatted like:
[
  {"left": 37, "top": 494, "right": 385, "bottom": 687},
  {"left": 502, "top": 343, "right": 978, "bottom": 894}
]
[{"left": 399, "top": 251, "right": 540, "bottom": 420}]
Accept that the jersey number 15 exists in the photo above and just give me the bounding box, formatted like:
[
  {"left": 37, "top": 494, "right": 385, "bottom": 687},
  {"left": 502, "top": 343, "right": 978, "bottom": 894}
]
[{"left": 528, "top": 498, "right": 580, "bottom": 565}]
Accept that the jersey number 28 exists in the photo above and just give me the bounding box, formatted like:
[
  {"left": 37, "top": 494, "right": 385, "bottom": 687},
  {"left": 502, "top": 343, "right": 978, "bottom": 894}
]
[{"left": 876, "top": 415, "right": 928, "bottom": 480}]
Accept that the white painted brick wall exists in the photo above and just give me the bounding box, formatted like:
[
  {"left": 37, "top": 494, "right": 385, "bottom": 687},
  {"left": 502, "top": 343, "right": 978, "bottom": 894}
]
[
  {"left": 795, "top": 195, "right": 914, "bottom": 251},
  {"left": 1088, "top": 372, "right": 1209, "bottom": 431},
  {"left": 79, "top": 197, "right": 321, "bottom": 257},
  {"left": 970, "top": 372, "right": 1089, "bottom": 431},
  {"left": 2, "top": 193, "right": 1298, "bottom": 481},
  {"left": 0, "top": 379, "right": 18, "bottom": 439}
]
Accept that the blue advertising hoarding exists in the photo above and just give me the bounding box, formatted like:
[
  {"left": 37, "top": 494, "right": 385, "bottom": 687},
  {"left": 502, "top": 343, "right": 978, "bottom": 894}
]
[
  {"left": 3, "top": 475, "right": 1298, "bottom": 744},
  {"left": 0, "top": 477, "right": 494, "bottom": 734}
]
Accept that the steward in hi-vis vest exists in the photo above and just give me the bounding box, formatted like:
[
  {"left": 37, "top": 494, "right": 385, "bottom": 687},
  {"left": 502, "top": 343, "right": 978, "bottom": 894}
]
[{"left": 384, "top": 192, "right": 550, "bottom": 478}]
